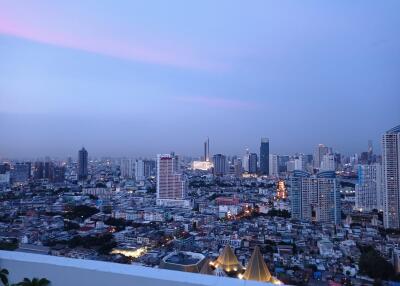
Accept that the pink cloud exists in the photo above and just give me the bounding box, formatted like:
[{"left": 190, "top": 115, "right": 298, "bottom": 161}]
[
  {"left": 0, "top": 12, "right": 226, "bottom": 72},
  {"left": 173, "top": 95, "right": 258, "bottom": 109}
]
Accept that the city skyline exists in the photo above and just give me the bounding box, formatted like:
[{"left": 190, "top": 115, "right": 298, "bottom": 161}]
[{"left": 1, "top": 1, "right": 400, "bottom": 158}]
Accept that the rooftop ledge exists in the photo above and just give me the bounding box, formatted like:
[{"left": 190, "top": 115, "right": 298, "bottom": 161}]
[{"left": 0, "top": 250, "right": 276, "bottom": 286}]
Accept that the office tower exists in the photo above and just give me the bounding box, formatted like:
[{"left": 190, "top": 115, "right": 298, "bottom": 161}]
[
  {"left": 213, "top": 154, "right": 228, "bottom": 176},
  {"left": 320, "top": 154, "right": 335, "bottom": 171},
  {"left": 33, "top": 162, "right": 44, "bottom": 180},
  {"left": 313, "top": 144, "right": 330, "bottom": 169},
  {"left": 204, "top": 137, "right": 210, "bottom": 162},
  {"left": 248, "top": 153, "right": 258, "bottom": 174},
  {"left": 156, "top": 154, "right": 187, "bottom": 207},
  {"left": 78, "top": 147, "right": 88, "bottom": 180},
  {"left": 10, "top": 162, "right": 31, "bottom": 183},
  {"left": 233, "top": 158, "right": 243, "bottom": 177},
  {"left": 278, "top": 155, "right": 289, "bottom": 173},
  {"left": 259, "top": 138, "right": 269, "bottom": 175},
  {"left": 269, "top": 154, "right": 278, "bottom": 177},
  {"left": 53, "top": 166, "right": 66, "bottom": 183},
  {"left": 242, "top": 149, "right": 250, "bottom": 172},
  {"left": 355, "top": 164, "right": 382, "bottom": 212},
  {"left": 120, "top": 158, "right": 133, "bottom": 179},
  {"left": 382, "top": 125, "right": 400, "bottom": 229},
  {"left": 44, "top": 161, "right": 54, "bottom": 181},
  {"left": 290, "top": 170, "right": 341, "bottom": 224}
]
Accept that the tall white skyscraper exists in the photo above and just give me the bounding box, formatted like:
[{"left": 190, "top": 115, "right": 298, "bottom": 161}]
[
  {"left": 156, "top": 154, "right": 188, "bottom": 207},
  {"left": 135, "top": 159, "right": 145, "bottom": 181},
  {"left": 120, "top": 158, "right": 133, "bottom": 179},
  {"left": 355, "top": 164, "right": 382, "bottom": 212},
  {"left": 320, "top": 154, "right": 335, "bottom": 171},
  {"left": 242, "top": 148, "right": 250, "bottom": 172},
  {"left": 382, "top": 125, "right": 400, "bottom": 229},
  {"left": 313, "top": 144, "right": 330, "bottom": 169},
  {"left": 269, "top": 154, "right": 278, "bottom": 177}
]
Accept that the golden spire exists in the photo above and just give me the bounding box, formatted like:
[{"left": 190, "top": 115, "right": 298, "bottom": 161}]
[
  {"left": 242, "top": 246, "right": 272, "bottom": 282},
  {"left": 211, "top": 245, "right": 243, "bottom": 273}
]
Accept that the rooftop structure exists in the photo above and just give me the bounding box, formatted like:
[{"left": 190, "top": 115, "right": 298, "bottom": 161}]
[
  {"left": 210, "top": 245, "right": 243, "bottom": 274},
  {"left": 240, "top": 246, "right": 274, "bottom": 283},
  {"left": 160, "top": 251, "right": 206, "bottom": 273},
  {"left": 0, "top": 251, "right": 276, "bottom": 286}
]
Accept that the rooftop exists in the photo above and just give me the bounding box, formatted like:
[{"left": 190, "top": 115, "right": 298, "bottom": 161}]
[{"left": 0, "top": 250, "right": 276, "bottom": 286}]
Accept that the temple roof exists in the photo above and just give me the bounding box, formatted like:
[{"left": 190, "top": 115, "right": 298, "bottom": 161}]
[
  {"left": 242, "top": 246, "right": 272, "bottom": 282},
  {"left": 212, "top": 245, "right": 243, "bottom": 272},
  {"left": 199, "top": 258, "right": 213, "bottom": 275}
]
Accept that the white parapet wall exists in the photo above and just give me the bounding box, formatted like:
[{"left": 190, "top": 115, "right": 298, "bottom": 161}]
[{"left": 0, "top": 250, "right": 275, "bottom": 286}]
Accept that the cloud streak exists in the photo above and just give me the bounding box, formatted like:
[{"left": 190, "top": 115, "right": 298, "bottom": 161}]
[
  {"left": 0, "top": 12, "right": 225, "bottom": 72},
  {"left": 173, "top": 95, "right": 258, "bottom": 109}
]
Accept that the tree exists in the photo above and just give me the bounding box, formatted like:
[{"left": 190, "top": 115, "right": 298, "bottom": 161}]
[
  {"left": 16, "top": 278, "right": 50, "bottom": 286},
  {"left": 359, "top": 248, "right": 395, "bottom": 280},
  {"left": 0, "top": 268, "right": 9, "bottom": 286}
]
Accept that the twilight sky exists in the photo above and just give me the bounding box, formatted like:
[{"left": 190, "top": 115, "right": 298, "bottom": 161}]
[{"left": 0, "top": 0, "right": 399, "bottom": 159}]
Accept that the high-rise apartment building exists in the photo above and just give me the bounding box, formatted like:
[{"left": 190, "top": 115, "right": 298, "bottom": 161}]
[
  {"left": 213, "top": 154, "right": 228, "bottom": 176},
  {"left": 269, "top": 154, "right": 278, "bottom": 177},
  {"left": 320, "top": 154, "right": 335, "bottom": 171},
  {"left": 290, "top": 170, "right": 341, "bottom": 224},
  {"left": 314, "top": 144, "right": 330, "bottom": 169},
  {"left": 120, "top": 158, "right": 133, "bottom": 179},
  {"left": 355, "top": 164, "right": 382, "bottom": 212},
  {"left": 382, "top": 125, "right": 400, "bottom": 229},
  {"left": 156, "top": 154, "right": 188, "bottom": 207},
  {"left": 259, "top": 138, "right": 269, "bottom": 175},
  {"left": 78, "top": 147, "right": 88, "bottom": 180}
]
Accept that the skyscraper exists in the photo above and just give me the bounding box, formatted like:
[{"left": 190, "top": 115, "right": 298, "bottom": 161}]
[
  {"left": 259, "top": 138, "right": 269, "bottom": 175},
  {"left": 213, "top": 154, "right": 228, "bottom": 176},
  {"left": 243, "top": 148, "right": 250, "bottom": 173},
  {"left": 382, "top": 125, "right": 400, "bottom": 229},
  {"left": 78, "top": 147, "right": 88, "bottom": 180},
  {"left": 290, "top": 170, "right": 341, "bottom": 224},
  {"left": 320, "top": 154, "right": 335, "bottom": 171},
  {"left": 313, "top": 144, "right": 330, "bottom": 169},
  {"left": 204, "top": 137, "right": 210, "bottom": 162},
  {"left": 10, "top": 162, "right": 31, "bottom": 183},
  {"left": 269, "top": 154, "right": 278, "bottom": 177},
  {"left": 248, "top": 153, "right": 258, "bottom": 174},
  {"left": 120, "top": 158, "right": 133, "bottom": 179},
  {"left": 355, "top": 164, "right": 382, "bottom": 212},
  {"left": 156, "top": 154, "right": 188, "bottom": 207}
]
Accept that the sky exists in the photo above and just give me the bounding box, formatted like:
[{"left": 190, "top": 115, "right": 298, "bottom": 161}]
[{"left": 0, "top": 0, "right": 399, "bottom": 159}]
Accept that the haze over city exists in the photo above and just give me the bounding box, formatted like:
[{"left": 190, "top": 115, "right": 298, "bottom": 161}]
[{"left": 1, "top": 0, "right": 399, "bottom": 158}]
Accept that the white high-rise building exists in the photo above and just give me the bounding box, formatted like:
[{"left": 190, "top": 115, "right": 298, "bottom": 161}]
[
  {"left": 156, "top": 154, "right": 189, "bottom": 207},
  {"left": 242, "top": 149, "right": 250, "bottom": 172},
  {"left": 355, "top": 164, "right": 382, "bottom": 212},
  {"left": 320, "top": 154, "right": 335, "bottom": 171},
  {"left": 314, "top": 144, "right": 330, "bottom": 169},
  {"left": 269, "top": 154, "right": 278, "bottom": 177},
  {"left": 290, "top": 170, "right": 341, "bottom": 224},
  {"left": 294, "top": 155, "right": 305, "bottom": 171},
  {"left": 382, "top": 125, "right": 400, "bottom": 229},
  {"left": 120, "top": 158, "right": 133, "bottom": 179},
  {"left": 135, "top": 160, "right": 145, "bottom": 181}
]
